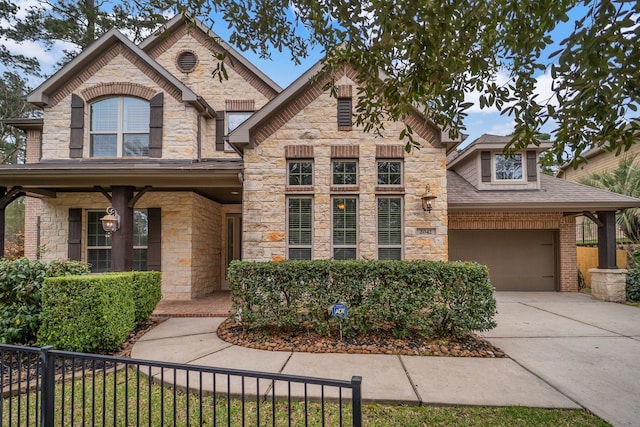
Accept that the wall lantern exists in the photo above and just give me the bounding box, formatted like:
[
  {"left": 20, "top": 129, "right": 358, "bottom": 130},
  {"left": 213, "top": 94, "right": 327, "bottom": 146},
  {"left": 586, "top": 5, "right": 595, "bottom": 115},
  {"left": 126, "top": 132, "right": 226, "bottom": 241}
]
[
  {"left": 421, "top": 184, "right": 437, "bottom": 213},
  {"left": 100, "top": 207, "right": 120, "bottom": 237}
]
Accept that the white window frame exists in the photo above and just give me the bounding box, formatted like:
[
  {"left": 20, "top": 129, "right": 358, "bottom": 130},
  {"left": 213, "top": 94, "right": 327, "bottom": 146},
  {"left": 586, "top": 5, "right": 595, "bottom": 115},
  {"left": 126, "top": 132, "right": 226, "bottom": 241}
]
[
  {"left": 89, "top": 96, "right": 149, "bottom": 158},
  {"left": 287, "top": 160, "right": 314, "bottom": 186},
  {"left": 493, "top": 153, "right": 525, "bottom": 181},
  {"left": 331, "top": 196, "right": 358, "bottom": 260},
  {"left": 376, "top": 160, "right": 403, "bottom": 186},
  {"left": 331, "top": 159, "right": 358, "bottom": 186},
  {"left": 286, "top": 197, "right": 313, "bottom": 260},
  {"left": 225, "top": 111, "right": 253, "bottom": 151},
  {"left": 377, "top": 196, "right": 403, "bottom": 260}
]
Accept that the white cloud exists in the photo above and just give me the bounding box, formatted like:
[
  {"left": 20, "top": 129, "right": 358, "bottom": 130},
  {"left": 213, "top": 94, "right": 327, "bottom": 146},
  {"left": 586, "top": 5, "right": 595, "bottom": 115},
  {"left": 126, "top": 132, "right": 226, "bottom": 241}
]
[{"left": 464, "top": 68, "right": 559, "bottom": 114}]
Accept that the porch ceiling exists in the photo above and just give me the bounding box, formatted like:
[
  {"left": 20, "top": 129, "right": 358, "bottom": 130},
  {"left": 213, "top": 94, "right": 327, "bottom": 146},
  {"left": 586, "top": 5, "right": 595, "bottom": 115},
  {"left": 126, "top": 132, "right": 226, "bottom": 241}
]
[{"left": 0, "top": 160, "right": 244, "bottom": 204}]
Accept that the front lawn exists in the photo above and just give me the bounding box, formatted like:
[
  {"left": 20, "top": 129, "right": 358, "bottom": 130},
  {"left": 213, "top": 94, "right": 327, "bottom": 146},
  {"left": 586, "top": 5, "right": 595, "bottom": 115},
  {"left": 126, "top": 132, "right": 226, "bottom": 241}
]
[{"left": 2, "top": 369, "right": 609, "bottom": 426}]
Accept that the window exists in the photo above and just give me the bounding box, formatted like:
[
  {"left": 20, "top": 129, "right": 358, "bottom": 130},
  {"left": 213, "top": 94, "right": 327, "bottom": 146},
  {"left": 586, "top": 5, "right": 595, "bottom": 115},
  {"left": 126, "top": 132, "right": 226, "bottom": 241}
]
[
  {"left": 377, "top": 161, "right": 402, "bottom": 185},
  {"left": 332, "top": 197, "right": 357, "bottom": 260},
  {"left": 87, "top": 209, "right": 148, "bottom": 272},
  {"left": 288, "top": 161, "right": 313, "bottom": 186},
  {"left": 225, "top": 111, "right": 253, "bottom": 151},
  {"left": 495, "top": 153, "right": 523, "bottom": 180},
  {"left": 332, "top": 160, "right": 357, "bottom": 185},
  {"left": 227, "top": 111, "right": 253, "bottom": 133},
  {"left": 378, "top": 197, "right": 402, "bottom": 260},
  {"left": 287, "top": 198, "right": 312, "bottom": 260},
  {"left": 90, "top": 97, "right": 149, "bottom": 157}
]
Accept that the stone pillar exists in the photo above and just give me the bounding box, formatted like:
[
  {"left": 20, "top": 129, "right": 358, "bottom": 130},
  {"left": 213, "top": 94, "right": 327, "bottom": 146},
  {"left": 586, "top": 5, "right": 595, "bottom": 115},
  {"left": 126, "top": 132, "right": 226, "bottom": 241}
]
[
  {"left": 111, "top": 186, "right": 134, "bottom": 271},
  {"left": 590, "top": 268, "right": 627, "bottom": 302}
]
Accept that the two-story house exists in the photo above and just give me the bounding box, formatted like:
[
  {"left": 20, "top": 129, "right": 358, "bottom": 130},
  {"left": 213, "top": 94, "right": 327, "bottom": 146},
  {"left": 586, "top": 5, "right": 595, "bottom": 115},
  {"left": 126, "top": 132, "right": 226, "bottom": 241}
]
[{"left": 2, "top": 14, "right": 639, "bottom": 301}]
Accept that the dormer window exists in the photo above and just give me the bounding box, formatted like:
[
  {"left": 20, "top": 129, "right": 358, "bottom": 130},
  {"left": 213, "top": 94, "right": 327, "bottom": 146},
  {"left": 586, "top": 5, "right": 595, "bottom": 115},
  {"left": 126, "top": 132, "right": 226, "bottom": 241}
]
[
  {"left": 494, "top": 153, "right": 523, "bottom": 181},
  {"left": 90, "top": 97, "right": 150, "bottom": 157}
]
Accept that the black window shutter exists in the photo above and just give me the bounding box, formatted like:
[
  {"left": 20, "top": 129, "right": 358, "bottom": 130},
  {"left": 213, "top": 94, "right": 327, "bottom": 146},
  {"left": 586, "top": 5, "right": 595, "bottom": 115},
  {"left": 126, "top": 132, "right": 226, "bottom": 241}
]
[
  {"left": 69, "top": 94, "right": 84, "bottom": 158},
  {"left": 215, "top": 112, "right": 225, "bottom": 151},
  {"left": 68, "top": 208, "right": 82, "bottom": 260},
  {"left": 481, "top": 151, "right": 491, "bottom": 182},
  {"left": 337, "top": 98, "right": 352, "bottom": 128},
  {"left": 527, "top": 151, "right": 538, "bottom": 182},
  {"left": 147, "top": 208, "right": 161, "bottom": 271},
  {"left": 149, "top": 93, "right": 163, "bottom": 158}
]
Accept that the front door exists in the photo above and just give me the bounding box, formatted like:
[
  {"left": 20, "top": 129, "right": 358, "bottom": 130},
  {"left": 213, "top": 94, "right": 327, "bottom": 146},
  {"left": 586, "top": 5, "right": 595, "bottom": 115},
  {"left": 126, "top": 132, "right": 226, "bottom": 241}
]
[{"left": 221, "top": 214, "right": 242, "bottom": 290}]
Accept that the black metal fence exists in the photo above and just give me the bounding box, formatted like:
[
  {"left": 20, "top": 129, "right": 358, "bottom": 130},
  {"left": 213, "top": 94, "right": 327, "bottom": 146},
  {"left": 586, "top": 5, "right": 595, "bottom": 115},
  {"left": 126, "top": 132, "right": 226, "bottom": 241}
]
[
  {"left": 576, "top": 219, "right": 627, "bottom": 245},
  {"left": 1, "top": 344, "right": 362, "bottom": 426}
]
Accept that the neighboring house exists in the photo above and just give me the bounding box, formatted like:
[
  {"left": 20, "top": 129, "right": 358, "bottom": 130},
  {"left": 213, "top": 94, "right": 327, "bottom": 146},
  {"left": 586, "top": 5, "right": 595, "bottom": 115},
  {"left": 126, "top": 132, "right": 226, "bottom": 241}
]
[
  {"left": 556, "top": 143, "right": 640, "bottom": 182},
  {"left": 2, "top": 15, "right": 639, "bottom": 300}
]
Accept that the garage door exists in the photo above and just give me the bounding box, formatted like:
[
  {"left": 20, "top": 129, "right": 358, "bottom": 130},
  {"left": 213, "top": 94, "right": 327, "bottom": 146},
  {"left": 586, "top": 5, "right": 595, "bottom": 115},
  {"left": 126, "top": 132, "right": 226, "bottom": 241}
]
[{"left": 449, "top": 229, "right": 557, "bottom": 291}]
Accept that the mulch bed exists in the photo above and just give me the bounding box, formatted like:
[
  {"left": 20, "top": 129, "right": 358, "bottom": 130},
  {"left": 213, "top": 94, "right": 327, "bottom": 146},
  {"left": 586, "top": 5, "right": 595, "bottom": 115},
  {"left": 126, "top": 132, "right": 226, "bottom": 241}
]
[{"left": 217, "top": 319, "right": 506, "bottom": 358}]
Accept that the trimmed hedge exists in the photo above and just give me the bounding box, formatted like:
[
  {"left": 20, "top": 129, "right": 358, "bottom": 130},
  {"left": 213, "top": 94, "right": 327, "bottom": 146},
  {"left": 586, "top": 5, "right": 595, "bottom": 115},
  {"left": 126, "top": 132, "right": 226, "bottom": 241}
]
[
  {"left": 0, "top": 258, "right": 90, "bottom": 344},
  {"left": 228, "top": 260, "right": 497, "bottom": 338},
  {"left": 38, "top": 271, "right": 162, "bottom": 352}
]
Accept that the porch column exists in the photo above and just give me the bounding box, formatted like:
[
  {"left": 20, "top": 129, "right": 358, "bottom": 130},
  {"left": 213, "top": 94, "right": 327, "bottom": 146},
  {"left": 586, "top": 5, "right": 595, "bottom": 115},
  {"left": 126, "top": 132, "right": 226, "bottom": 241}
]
[
  {"left": 591, "top": 210, "right": 626, "bottom": 302},
  {"left": 596, "top": 211, "right": 617, "bottom": 269},
  {"left": 0, "top": 186, "right": 5, "bottom": 257},
  {"left": 111, "top": 186, "right": 134, "bottom": 271}
]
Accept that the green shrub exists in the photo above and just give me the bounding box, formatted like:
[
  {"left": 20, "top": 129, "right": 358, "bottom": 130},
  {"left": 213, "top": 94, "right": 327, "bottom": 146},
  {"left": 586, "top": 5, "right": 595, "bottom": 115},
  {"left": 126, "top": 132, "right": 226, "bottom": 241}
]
[
  {"left": 0, "top": 258, "right": 89, "bottom": 344},
  {"left": 38, "top": 274, "right": 135, "bottom": 352},
  {"left": 627, "top": 268, "right": 640, "bottom": 302},
  {"left": 129, "top": 271, "right": 162, "bottom": 322},
  {"left": 228, "top": 260, "right": 497, "bottom": 339}
]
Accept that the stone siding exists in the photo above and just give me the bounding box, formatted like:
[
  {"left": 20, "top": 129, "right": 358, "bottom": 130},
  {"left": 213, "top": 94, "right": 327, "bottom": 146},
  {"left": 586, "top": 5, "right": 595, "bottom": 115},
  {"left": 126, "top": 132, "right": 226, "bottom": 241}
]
[
  {"left": 242, "top": 76, "right": 447, "bottom": 262},
  {"left": 150, "top": 32, "right": 273, "bottom": 159},
  {"left": 449, "top": 211, "right": 578, "bottom": 291},
  {"left": 41, "top": 53, "right": 199, "bottom": 161},
  {"left": 35, "top": 192, "right": 223, "bottom": 300}
]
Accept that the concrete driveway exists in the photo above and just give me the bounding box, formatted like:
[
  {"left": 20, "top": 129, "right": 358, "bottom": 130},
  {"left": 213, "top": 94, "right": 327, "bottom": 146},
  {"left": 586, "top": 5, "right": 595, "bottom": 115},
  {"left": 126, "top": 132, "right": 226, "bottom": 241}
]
[{"left": 483, "top": 292, "right": 640, "bottom": 427}]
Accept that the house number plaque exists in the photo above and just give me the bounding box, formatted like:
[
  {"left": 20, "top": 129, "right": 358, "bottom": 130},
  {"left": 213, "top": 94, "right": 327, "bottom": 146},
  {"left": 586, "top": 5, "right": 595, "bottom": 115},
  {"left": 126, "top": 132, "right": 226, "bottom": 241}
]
[{"left": 417, "top": 228, "right": 436, "bottom": 235}]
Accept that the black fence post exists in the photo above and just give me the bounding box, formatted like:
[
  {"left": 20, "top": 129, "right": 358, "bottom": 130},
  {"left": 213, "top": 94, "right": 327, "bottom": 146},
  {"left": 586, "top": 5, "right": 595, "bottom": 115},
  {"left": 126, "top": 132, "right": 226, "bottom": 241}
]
[
  {"left": 40, "top": 346, "right": 55, "bottom": 427},
  {"left": 351, "top": 376, "right": 362, "bottom": 427}
]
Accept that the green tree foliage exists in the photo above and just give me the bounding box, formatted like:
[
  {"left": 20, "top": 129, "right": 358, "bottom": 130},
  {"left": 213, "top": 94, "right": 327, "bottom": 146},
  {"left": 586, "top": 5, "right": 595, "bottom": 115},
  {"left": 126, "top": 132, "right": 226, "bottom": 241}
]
[
  {"left": 149, "top": 0, "right": 637, "bottom": 161},
  {"left": 1, "top": 0, "right": 167, "bottom": 72},
  {"left": 579, "top": 155, "right": 640, "bottom": 242},
  {"left": 0, "top": 71, "right": 37, "bottom": 164}
]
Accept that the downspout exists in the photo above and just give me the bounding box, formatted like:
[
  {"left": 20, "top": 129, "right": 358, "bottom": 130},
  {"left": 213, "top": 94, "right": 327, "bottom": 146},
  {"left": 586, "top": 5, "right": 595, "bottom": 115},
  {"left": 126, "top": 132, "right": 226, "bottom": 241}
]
[{"left": 196, "top": 107, "right": 214, "bottom": 162}]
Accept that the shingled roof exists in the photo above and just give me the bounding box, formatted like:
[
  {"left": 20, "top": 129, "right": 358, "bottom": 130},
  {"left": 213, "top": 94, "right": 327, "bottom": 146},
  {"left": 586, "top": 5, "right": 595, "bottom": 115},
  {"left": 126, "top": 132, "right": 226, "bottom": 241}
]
[{"left": 447, "top": 170, "right": 640, "bottom": 211}]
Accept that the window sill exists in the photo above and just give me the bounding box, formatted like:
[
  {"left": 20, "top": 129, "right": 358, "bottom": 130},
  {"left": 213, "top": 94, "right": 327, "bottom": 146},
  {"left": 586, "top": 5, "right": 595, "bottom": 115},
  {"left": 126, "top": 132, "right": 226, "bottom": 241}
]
[
  {"left": 375, "top": 186, "right": 405, "bottom": 193},
  {"left": 330, "top": 185, "right": 359, "bottom": 192},
  {"left": 286, "top": 186, "right": 314, "bottom": 193}
]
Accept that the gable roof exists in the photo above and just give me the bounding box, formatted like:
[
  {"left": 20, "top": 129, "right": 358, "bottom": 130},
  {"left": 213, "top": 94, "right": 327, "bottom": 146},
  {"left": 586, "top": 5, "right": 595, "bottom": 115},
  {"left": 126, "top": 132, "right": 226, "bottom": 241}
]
[
  {"left": 26, "top": 27, "right": 212, "bottom": 114},
  {"left": 447, "top": 170, "right": 640, "bottom": 211},
  {"left": 228, "top": 59, "right": 456, "bottom": 152},
  {"left": 447, "top": 134, "right": 554, "bottom": 169},
  {"left": 139, "top": 14, "right": 281, "bottom": 96}
]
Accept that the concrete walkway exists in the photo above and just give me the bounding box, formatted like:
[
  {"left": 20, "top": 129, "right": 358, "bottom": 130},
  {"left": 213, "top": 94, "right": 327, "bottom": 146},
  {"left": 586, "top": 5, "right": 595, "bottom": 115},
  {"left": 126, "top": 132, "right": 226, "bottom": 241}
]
[{"left": 133, "top": 292, "right": 640, "bottom": 427}]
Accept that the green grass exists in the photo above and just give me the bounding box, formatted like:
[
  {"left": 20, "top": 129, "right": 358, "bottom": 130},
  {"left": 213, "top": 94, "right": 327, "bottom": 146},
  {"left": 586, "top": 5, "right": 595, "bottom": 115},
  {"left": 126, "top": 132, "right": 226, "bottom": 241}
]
[{"left": 2, "top": 368, "right": 610, "bottom": 426}]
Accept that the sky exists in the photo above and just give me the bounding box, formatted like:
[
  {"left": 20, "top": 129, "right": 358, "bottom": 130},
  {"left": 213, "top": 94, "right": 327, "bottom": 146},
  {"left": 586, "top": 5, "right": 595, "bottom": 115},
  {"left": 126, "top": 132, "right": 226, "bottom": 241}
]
[{"left": 2, "top": 0, "right": 580, "bottom": 147}]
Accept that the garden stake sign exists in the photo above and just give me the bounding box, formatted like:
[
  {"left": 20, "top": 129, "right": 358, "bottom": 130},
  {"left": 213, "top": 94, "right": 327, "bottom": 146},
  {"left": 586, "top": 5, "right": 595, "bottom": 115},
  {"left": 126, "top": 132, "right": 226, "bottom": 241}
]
[{"left": 330, "top": 303, "right": 348, "bottom": 340}]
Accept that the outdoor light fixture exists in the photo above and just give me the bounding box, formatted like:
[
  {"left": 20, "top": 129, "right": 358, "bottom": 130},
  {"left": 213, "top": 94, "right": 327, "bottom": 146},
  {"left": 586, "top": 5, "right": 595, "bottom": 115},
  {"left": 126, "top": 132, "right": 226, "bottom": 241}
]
[
  {"left": 421, "top": 184, "right": 437, "bottom": 213},
  {"left": 100, "top": 207, "right": 120, "bottom": 237}
]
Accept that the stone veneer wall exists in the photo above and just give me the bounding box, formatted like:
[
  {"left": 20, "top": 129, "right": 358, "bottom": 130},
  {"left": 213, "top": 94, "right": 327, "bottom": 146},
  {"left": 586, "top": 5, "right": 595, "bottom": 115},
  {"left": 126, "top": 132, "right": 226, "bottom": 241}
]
[
  {"left": 242, "top": 77, "right": 447, "bottom": 262},
  {"left": 448, "top": 211, "right": 578, "bottom": 291},
  {"left": 149, "top": 31, "right": 274, "bottom": 160},
  {"left": 36, "top": 191, "right": 223, "bottom": 300},
  {"left": 40, "top": 53, "right": 198, "bottom": 161},
  {"left": 24, "top": 128, "right": 42, "bottom": 259}
]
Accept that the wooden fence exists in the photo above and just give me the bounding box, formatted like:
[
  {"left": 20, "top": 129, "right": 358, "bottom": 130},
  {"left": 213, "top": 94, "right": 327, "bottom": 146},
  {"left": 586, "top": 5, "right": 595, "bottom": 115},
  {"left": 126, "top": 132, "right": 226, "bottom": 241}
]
[{"left": 577, "top": 247, "right": 628, "bottom": 288}]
